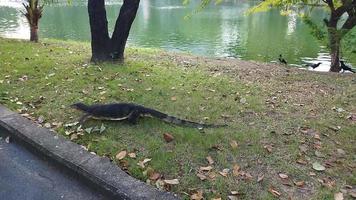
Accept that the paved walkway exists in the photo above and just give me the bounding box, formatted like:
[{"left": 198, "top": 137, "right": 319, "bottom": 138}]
[{"left": 0, "top": 131, "right": 110, "bottom": 200}]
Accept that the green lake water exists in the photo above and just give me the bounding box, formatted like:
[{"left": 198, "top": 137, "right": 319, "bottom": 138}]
[{"left": 0, "top": 0, "right": 355, "bottom": 70}]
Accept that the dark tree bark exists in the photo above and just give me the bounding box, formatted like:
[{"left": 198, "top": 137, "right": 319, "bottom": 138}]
[
  {"left": 111, "top": 0, "right": 140, "bottom": 62},
  {"left": 30, "top": 26, "right": 39, "bottom": 42},
  {"left": 22, "top": 0, "right": 43, "bottom": 42},
  {"left": 88, "top": 0, "right": 110, "bottom": 62},
  {"left": 88, "top": 0, "right": 140, "bottom": 63},
  {"left": 323, "top": 0, "right": 356, "bottom": 72}
]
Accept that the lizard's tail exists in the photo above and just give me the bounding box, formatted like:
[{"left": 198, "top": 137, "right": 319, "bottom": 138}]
[{"left": 140, "top": 106, "right": 227, "bottom": 128}]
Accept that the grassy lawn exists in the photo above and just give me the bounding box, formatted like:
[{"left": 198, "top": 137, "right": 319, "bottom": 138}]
[{"left": 0, "top": 38, "right": 355, "bottom": 199}]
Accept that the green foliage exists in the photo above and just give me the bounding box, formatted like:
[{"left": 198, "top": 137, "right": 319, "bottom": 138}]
[
  {"left": 183, "top": 0, "right": 223, "bottom": 19},
  {"left": 301, "top": 16, "right": 327, "bottom": 41}
]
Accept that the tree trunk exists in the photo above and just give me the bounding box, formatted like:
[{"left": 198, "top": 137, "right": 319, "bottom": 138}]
[
  {"left": 110, "top": 0, "right": 140, "bottom": 62},
  {"left": 329, "top": 29, "right": 341, "bottom": 72},
  {"left": 30, "top": 25, "right": 38, "bottom": 42},
  {"left": 87, "top": 0, "right": 140, "bottom": 63},
  {"left": 88, "top": 0, "right": 110, "bottom": 62}
]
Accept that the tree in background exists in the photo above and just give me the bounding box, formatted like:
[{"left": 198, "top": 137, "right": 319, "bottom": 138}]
[
  {"left": 22, "top": 0, "right": 43, "bottom": 42},
  {"left": 88, "top": 0, "right": 140, "bottom": 63},
  {"left": 248, "top": 0, "right": 356, "bottom": 72}
]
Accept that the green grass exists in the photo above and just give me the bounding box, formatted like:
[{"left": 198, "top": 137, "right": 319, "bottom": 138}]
[{"left": 0, "top": 38, "right": 355, "bottom": 199}]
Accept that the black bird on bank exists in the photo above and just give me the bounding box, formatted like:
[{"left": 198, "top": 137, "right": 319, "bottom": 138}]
[
  {"left": 340, "top": 61, "right": 355, "bottom": 73},
  {"left": 310, "top": 62, "right": 322, "bottom": 69},
  {"left": 279, "top": 54, "right": 287, "bottom": 65}
]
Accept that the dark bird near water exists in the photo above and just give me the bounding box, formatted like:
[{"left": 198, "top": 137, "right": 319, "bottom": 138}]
[
  {"left": 340, "top": 61, "right": 355, "bottom": 73},
  {"left": 279, "top": 54, "right": 287, "bottom": 65},
  {"left": 310, "top": 62, "right": 322, "bottom": 69}
]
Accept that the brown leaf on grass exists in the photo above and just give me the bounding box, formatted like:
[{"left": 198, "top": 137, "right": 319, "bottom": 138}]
[
  {"left": 163, "top": 133, "right": 174, "bottom": 142},
  {"left": 116, "top": 151, "right": 127, "bottom": 160},
  {"left": 314, "top": 134, "right": 321, "bottom": 140},
  {"left": 320, "top": 178, "right": 336, "bottom": 189},
  {"left": 70, "top": 133, "right": 78, "bottom": 140},
  {"left": 137, "top": 158, "right": 152, "bottom": 168},
  {"left": 207, "top": 171, "right": 217, "bottom": 180},
  {"left": 268, "top": 186, "right": 281, "bottom": 197},
  {"left": 163, "top": 179, "right": 179, "bottom": 185},
  {"left": 296, "top": 159, "right": 308, "bottom": 165},
  {"left": 149, "top": 172, "right": 161, "bottom": 181},
  {"left": 348, "top": 114, "right": 356, "bottom": 121},
  {"left": 206, "top": 156, "right": 214, "bottom": 165},
  {"left": 334, "top": 192, "right": 343, "bottom": 200},
  {"left": 199, "top": 166, "right": 213, "bottom": 171},
  {"left": 190, "top": 190, "right": 203, "bottom": 200},
  {"left": 257, "top": 174, "right": 265, "bottom": 183},
  {"left": 279, "top": 173, "right": 289, "bottom": 179},
  {"left": 232, "top": 164, "right": 240, "bottom": 176},
  {"left": 128, "top": 152, "right": 136, "bottom": 158},
  {"left": 196, "top": 173, "right": 207, "bottom": 181},
  {"left": 294, "top": 180, "right": 305, "bottom": 187},
  {"left": 219, "top": 169, "right": 229, "bottom": 177},
  {"left": 264, "top": 144, "right": 273, "bottom": 153},
  {"left": 230, "top": 140, "right": 238, "bottom": 149},
  {"left": 350, "top": 191, "right": 356, "bottom": 198},
  {"left": 245, "top": 172, "right": 253, "bottom": 181},
  {"left": 228, "top": 196, "right": 238, "bottom": 200}
]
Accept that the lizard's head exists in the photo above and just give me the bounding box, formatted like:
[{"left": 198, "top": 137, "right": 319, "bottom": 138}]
[{"left": 70, "top": 102, "right": 88, "bottom": 111}]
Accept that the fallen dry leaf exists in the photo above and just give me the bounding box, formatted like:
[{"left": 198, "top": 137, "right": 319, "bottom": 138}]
[
  {"left": 312, "top": 162, "right": 326, "bottom": 171},
  {"left": 232, "top": 164, "right": 240, "bottom": 176},
  {"left": 116, "top": 151, "right": 127, "bottom": 160},
  {"left": 264, "top": 144, "right": 273, "bottom": 153},
  {"left": 230, "top": 140, "right": 238, "bottom": 149},
  {"left": 190, "top": 190, "right": 203, "bottom": 200},
  {"left": 70, "top": 133, "right": 78, "bottom": 140},
  {"left": 228, "top": 196, "right": 238, "bottom": 200},
  {"left": 279, "top": 173, "right": 289, "bottom": 179},
  {"left": 207, "top": 171, "right": 217, "bottom": 180},
  {"left": 200, "top": 166, "right": 213, "bottom": 171},
  {"left": 268, "top": 186, "right": 281, "bottom": 197},
  {"left": 334, "top": 192, "right": 343, "bottom": 200},
  {"left": 163, "top": 133, "right": 174, "bottom": 142},
  {"left": 163, "top": 179, "right": 179, "bottom": 185},
  {"left": 219, "top": 168, "right": 229, "bottom": 177},
  {"left": 257, "top": 174, "right": 264, "bottom": 182},
  {"left": 348, "top": 114, "right": 356, "bottom": 121},
  {"left": 245, "top": 172, "right": 253, "bottom": 180},
  {"left": 196, "top": 173, "right": 207, "bottom": 181},
  {"left": 137, "top": 158, "right": 152, "bottom": 168},
  {"left": 149, "top": 172, "right": 161, "bottom": 181},
  {"left": 206, "top": 156, "right": 214, "bottom": 165},
  {"left": 128, "top": 152, "right": 136, "bottom": 158},
  {"left": 230, "top": 191, "right": 239, "bottom": 195},
  {"left": 294, "top": 180, "right": 305, "bottom": 187}
]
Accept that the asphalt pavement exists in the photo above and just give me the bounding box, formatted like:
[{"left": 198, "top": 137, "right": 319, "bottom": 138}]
[{"left": 0, "top": 131, "right": 110, "bottom": 200}]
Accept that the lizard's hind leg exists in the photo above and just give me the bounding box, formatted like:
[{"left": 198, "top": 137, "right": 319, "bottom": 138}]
[
  {"left": 127, "top": 110, "right": 140, "bottom": 125},
  {"left": 79, "top": 114, "right": 91, "bottom": 124}
]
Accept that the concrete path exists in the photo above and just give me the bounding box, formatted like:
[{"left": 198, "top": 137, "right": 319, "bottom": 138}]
[{"left": 0, "top": 132, "right": 110, "bottom": 200}]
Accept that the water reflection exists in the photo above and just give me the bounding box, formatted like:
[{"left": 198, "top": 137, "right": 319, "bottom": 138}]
[{"left": 0, "top": 0, "right": 354, "bottom": 70}]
